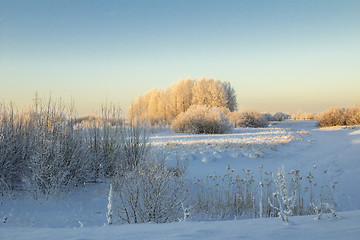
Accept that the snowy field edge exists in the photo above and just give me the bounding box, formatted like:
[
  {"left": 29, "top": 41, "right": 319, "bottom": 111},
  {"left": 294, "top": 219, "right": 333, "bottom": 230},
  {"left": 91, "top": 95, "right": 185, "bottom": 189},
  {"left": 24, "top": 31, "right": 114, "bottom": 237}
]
[{"left": 1, "top": 210, "right": 360, "bottom": 240}]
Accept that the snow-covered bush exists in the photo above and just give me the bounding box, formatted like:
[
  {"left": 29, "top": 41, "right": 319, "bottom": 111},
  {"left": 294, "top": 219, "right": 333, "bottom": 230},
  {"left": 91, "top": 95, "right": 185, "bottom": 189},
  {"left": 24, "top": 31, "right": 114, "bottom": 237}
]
[
  {"left": 344, "top": 105, "right": 360, "bottom": 126},
  {"left": 22, "top": 102, "right": 93, "bottom": 199},
  {"left": 112, "top": 157, "right": 186, "bottom": 224},
  {"left": 0, "top": 104, "right": 33, "bottom": 190},
  {"left": 172, "top": 105, "right": 233, "bottom": 134},
  {"left": 272, "top": 112, "right": 291, "bottom": 121},
  {"left": 262, "top": 113, "right": 274, "bottom": 122},
  {"left": 119, "top": 123, "right": 149, "bottom": 170},
  {"left": 230, "top": 110, "right": 268, "bottom": 128},
  {"left": 0, "top": 100, "right": 97, "bottom": 197},
  {"left": 84, "top": 104, "right": 149, "bottom": 177},
  {"left": 316, "top": 105, "right": 360, "bottom": 127},
  {"left": 86, "top": 105, "right": 125, "bottom": 178},
  {"left": 316, "top": 107, "right": 346, "bottom": 127}
]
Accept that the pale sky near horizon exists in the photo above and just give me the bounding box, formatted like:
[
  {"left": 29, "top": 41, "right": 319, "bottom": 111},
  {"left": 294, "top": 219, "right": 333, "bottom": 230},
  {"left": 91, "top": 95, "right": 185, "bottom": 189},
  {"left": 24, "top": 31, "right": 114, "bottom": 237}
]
[{"left": 1, "top": 0, "right": 359, "bottom": 116}]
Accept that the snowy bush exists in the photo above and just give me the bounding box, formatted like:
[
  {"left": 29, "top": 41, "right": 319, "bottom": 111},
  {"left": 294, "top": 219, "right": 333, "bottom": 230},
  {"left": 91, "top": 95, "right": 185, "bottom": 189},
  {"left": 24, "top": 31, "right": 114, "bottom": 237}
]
[
  {"left": 262, "top": 113, "right": 274, "bottom": 122},
  {"left": 230, "top": 110, "right": 268, "bottom": 128},
  {"left": 316, "top": 107, "right": 346, "bottom": 127},
  {"left": 0, "top": 104, "right": 33, "bottom": 190},
  {"left": 316, "top": 105, "right": 360, "bottom": 127},
  {"left": 344, "top": 105, "right": 360, "bottom": 126},
  {"left": 172, "top": 105, "right": 233, "bottom": 134},
  {"left": 119, "top": 123, "right": 149, "bottom": 170},
  {"left": 1, "top": 100, "right": 96, "bottom": 197},
  {"left": 81, "top": 104, "right": 149, "bottom": 177},
  {"left": 272, "top": 112, "right": 291, "bottom": 121},
  {"left": 86, "top": 105, "right": 125, "bottom": 178},
  {"left": 21, "top": 101, "right": 93, "bottom": 199},
  {"left": 112, "top": 157, "right": 186, "bottom": 224}
]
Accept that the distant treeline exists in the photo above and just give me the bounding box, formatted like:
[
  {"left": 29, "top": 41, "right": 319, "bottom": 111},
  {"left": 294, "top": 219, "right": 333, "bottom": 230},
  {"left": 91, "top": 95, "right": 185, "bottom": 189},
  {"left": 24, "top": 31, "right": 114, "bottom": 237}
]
[{"left": 291, "top": 105, "right": 360, "bottom": 127}]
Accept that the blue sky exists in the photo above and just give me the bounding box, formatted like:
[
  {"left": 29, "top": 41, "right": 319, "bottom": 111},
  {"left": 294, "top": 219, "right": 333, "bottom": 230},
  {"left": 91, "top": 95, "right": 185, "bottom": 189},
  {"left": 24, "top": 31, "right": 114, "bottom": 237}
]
[{"left": 1, "top": 0, "right": 359, "bottom": 115}]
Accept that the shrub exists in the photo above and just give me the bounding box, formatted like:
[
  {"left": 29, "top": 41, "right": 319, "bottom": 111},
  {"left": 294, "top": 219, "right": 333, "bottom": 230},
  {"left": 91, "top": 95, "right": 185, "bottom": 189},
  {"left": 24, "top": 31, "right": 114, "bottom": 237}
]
[
  {"left": 316, "top": 105, "right": 360, "bottom": 127},
  {"left": 272, "top": 112, "right": 291, "bottom": 121},
  {"left": 171, "top": 105, "right": 233, "bottom": 134},
  {"left": 316, "top": 107, "right": 346, "bottom": 127},
  {"left": 23, "top": 121, "right": 92, "bottom": 199},
  {"left": 21, "top": 102, "right": 94, "bottom": 199},
  {"left": 344, "top": 105, "right": 360, "bottom": 126},
  {"left": 0, "top": 104, "right": 32, "bottom": 190},
  {"left": 230, "top": 110, "right": 268, "bottom": 128},
  {"left": 112, "top": 157, "right": 186, "bottom": 224},
  {"left": 262, "top": 113, "right": 274, "bottom": 122},
  {"left": 119, "top": 123, "right": 149, "bottom": 170}
]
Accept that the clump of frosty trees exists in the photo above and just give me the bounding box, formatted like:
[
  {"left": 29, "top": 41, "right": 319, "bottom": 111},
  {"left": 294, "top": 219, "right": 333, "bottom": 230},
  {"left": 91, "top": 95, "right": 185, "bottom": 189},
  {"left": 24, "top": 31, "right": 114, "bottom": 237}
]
[{"left": 127, "top": 77, "right": 237, "bottom": 126}]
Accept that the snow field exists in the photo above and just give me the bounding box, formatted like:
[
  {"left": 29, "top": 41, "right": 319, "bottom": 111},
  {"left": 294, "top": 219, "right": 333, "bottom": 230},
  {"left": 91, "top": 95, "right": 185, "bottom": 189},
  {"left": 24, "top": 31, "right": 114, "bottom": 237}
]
[
  {"left": 1, "top": 211, "right": 360, "bottom": 240},
  {"left": 1, "top": 120, "right": 360, "bottom": 239}
]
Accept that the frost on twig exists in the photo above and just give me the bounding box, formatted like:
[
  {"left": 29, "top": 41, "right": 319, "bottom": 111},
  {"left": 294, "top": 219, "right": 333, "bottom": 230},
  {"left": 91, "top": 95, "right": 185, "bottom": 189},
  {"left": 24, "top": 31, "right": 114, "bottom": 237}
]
[
  {"left": 107, "top": 183, "right": 113, "bottom": 225},
  {"left": 181, "top": 203, "right": 190, "bottom": 221},
  {"left": 269, "top": 166, "right": 297, "bottom": 223}
]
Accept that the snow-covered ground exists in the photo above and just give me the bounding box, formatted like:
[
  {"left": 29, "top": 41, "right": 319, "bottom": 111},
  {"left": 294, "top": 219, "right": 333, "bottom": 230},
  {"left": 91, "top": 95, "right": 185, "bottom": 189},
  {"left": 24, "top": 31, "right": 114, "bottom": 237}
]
[
  {"left": 1, "top": 120, "right": 360, "bottom": 239},
  {"left": 2, "top": 211, "right": 360, "bottom": 240}
]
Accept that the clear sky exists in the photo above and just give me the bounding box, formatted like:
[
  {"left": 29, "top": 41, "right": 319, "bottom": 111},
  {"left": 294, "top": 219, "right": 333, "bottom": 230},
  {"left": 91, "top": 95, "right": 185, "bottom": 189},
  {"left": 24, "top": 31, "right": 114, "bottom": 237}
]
[{"left": 1, "top": 0, "right": 359, "bottom": 116}]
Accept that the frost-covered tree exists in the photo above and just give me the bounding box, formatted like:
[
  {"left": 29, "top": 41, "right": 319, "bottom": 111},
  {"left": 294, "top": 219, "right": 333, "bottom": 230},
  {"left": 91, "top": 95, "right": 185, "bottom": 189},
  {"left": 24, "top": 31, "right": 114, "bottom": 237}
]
[
  {"left": 207, "top": 80, "right": 228, "bottom": 108},
  {"left": 127, "top": 94, "right": 148, "bottom": 124},
  {"left": 191, "top": 77, "right": 210, "bottom": 106},
  {"left": 222, "top": 81, "right": 237, "bottom": 111},
  {"left": 167, "top": 78, "right": 193, "bottom": 118}
]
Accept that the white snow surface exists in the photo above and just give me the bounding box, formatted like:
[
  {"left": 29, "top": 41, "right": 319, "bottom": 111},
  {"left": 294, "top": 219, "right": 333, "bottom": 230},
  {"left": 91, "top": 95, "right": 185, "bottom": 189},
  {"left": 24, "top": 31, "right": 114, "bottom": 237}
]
[
  {"left": 1, "top": 120, "right": 360, "bottom": 239},
  {"left": 2, "top": 211, "right": 360, "bottom": 240}
]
